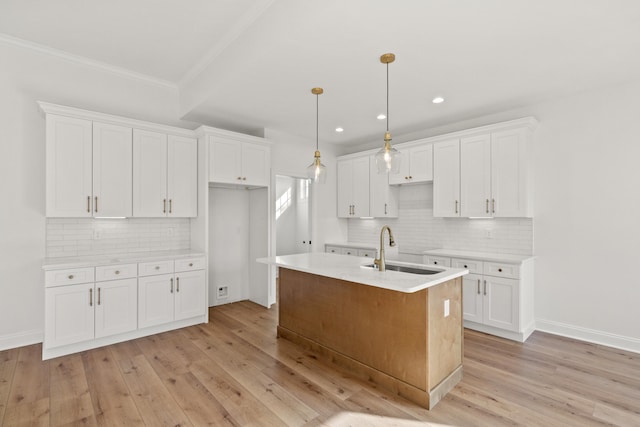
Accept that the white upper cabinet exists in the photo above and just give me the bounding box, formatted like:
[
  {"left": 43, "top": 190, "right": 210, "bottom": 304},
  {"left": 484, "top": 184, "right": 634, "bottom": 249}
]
[
  {"left": 460, "top": 134, "right": 492, "bottom": 217},
  {"left": 491, "top": 128, "right": 531, "bottom": 217},
  {"left": 46, "top": 115, "right": 93, "bottom": 217},
  {"left": 167, "top": 135, "right": 198, "bottom": 217},
  {"left": 133, "top": 130, "right": 168, "bottom": 217},
  {"left": 433, "top": 139, "right": 461, "bottom": 217},
  {"left": 433, "top": 119, "right": 535, "bottom": 218},
  {"left": 133, "top": 130, "right": 197, "bottom": 217},
  {"left": 209, "top": 137, "right": 270, "bottom": 187},
  {"left": 337, "top": 156, "right": 370, "bottom": 218},
  {"left": 93, "top": 122, "right": 133, "bottom": 217},
  {"left": 369, "top": 156, "right": 398, "bottom": 218},
  {"left": 389, "top": 143, "right": 433, "bottom": 185}
]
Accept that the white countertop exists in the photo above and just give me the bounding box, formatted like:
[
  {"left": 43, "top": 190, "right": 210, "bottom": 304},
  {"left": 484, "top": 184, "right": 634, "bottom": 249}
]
[
  {"left": 325, "top": 242, "right": 377, "bottom": 249},
  {"left": 423, "top": 249, "right": 534, "bottom": 264},
  {"left": 43, "top": 250, "right": 206, "bottom": 270},
  {"left": 257, "top": 252, "right": 468, "bottom": 293}
]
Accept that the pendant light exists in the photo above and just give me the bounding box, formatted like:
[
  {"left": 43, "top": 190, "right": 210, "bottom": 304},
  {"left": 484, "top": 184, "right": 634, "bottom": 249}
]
[
  {"left": 375, "top": 53, "right": 402, "bottom": 174},
  {"left": 306, "top": 87, "right": 327, "bottom": 184}
]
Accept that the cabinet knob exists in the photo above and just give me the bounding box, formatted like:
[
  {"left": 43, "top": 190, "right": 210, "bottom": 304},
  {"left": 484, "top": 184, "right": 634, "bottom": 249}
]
[
  {"left": 464, "top": 265, "right": 468, "bottom": 268},
  {"left": 155, "top": 266, "right": 160, "bottom": 270},
  {"left": 237, "top": 177, "right": 242, "bottom": 180},
  {"left": 498, "top": 268, "right": 503, "bottom": 272},
  {"left": 409, "top": 175, "right": 412, "bottom": 179},
  {"left": 242, "top": 177, "right": 247, "bottom": 180},
  {"left": 434, "top": 261, "right": 438, "bottom": 265},
  {"left": 68, "top": 274, "right": 74, "bottom": 279},
  {"left": 404, "top": 176, "right": 409, "bottom": 180},
  {"left": 189, "top": 263, "right": 193, "bottom": 267},
  {"left": 115, "top": 270, "right": 120, "bottom": 275}
]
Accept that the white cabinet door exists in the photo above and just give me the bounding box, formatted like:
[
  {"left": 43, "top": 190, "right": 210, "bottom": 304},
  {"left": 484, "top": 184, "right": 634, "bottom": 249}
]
[
  {"left": 389, "top": 144, "right": 433, "bottom": 185},
  {"left": 491, "top": 128, "right": 530, "bottom": 217},
  {"left": 167, "top": 135, "right": 197, "bottom": 217},
  {"left": 133, "top": 129, "right": 168, "bottom": 217},
  {"left": 209, "top": 138, "right": 242, "bottom": 184},
  {"left": 46, "top": 115, "right": 93, "bottom": 217},
  {"left": 433, "top": 139, "right": 460, "bottom": 217},
  {"left": 138, "top": 274, "right": 174, "bottom": 328},
  {"left": 174, "top": 270, "right": 205, "bottom": 320},
  {"left": 483, "top": 276, "right": 519, "bottom": 332},
  {"left": 93, "top": 122, "right": 132, "bottom": 217},
  {"left": 460, "top": 134, "right": 491, "bottom": 218},
  {"left": 45, "top": 283, "right": 95, "bottom": 348},
  {"left": 369, "top": 156, "right": 398, "bottom": 217},
  {"left": 242, "top": 143, "right": 270, "bottom": 187},
  {"left": 462, "top": 273, "right": 484, "bottom": 323},
  {"left": 351, "top": 156, "right": 370, "bottom": 217},
  {"left": 94, "top": 278, "right": 138, "bottom": 338},
  {"left": 336, "top": 159, "right": 353, "bottom": 218}
]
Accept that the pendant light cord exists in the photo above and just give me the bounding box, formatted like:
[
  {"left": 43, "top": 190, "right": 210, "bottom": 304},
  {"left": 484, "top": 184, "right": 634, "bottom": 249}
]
[
  {"left": 316, "top": 94, "right": 319, "bottom": 151},
  {"left": 386, "top": 62, "right": 389, "bottom": 133}
]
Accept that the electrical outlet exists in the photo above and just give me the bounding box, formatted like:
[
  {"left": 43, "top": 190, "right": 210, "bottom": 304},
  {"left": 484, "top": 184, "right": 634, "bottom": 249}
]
[
  {"left": 166, "top": 227, "right": 174, "bottom": 237},
  {"left": 218, "top": 286, "right": 228, "bottom": 299},
  {"left": 93, "top": 229, "right": 101, "bottom": 240},
  {"left": 444, "top": 299, "right": 450, "bottom": 317},
  {"left": 485, "top": 229, "right": 493, "bottom": 239}
]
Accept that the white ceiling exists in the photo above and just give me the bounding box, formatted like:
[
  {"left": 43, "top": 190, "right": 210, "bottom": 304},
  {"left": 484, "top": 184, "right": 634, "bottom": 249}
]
[{"left": 2, "top": 0, "right": 640, "bottom": 147}]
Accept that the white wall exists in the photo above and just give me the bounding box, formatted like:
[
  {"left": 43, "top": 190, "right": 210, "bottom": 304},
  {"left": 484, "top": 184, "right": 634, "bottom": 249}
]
[
  {"left": 0, "top": 41, "right": 196, "bottom": 350},
  {"left": 275, "top": 175, "right": 299, "bottom": 255}
]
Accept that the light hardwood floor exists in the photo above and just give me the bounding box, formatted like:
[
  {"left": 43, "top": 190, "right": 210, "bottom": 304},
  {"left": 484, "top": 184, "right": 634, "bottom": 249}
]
[{"left": 1, "top": 301, "right": 639, "bottom": 426}]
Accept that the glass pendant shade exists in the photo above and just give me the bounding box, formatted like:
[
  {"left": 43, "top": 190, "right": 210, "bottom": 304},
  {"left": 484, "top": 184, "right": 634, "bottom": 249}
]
[
  {"left": 307, "top": 151, "right": 327, "bottom": 183},
  {"left": 375, "top": 132, "right": 401, "bottom": 174}
]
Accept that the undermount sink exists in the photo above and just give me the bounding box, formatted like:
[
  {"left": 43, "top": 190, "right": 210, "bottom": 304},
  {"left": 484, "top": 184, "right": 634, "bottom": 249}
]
[{"left": 362, "top": 263, "right": 443, "bottom": 275}]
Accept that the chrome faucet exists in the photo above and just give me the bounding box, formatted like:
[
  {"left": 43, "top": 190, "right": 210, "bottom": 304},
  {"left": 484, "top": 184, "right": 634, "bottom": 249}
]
[{"left": 373, "top": 225, "right": 396, "bottom": 272}]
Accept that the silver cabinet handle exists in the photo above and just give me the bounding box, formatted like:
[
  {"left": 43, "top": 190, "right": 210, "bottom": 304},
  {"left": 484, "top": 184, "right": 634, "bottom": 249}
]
[
  {"left": 169, "top": 199, "right": 172, "bottom": 214},
  {"left": 486, "top": 199, "right": 489, "bottom": 214},
  {"left": 97, "top": 287, "right": 101, "bottom": 305},
  {"left": 163, "top": 199, "right": 167, "bottom": 213},
  {"left": 87, "top": 196, "right": 91, "bottom": 213},
  {"left": 455, "top": 200, "right": 459, "bottom": 214},
  {"left": 492, "top": 199, "right": 496, "bottom": 214},
  {"left": 384, "top": 203, "right": 388, "bottom": 215},
  {"left": 176, "top": 277, "right": 180, "bottom": 292},
  {"left": 483, "top": 280, "right": 487, "bottom": 296},
  {"left": 95, "top": 196, "right": 98, "bottom": 213},
  {"left": 477, "top": 279, "right": 481, "bottom": 294},
  {"left": 170, "top": 277, "right": 174, "bottom": 293},
  {"left": 89, "top": 288, "right": 93, "bottom": 307}
]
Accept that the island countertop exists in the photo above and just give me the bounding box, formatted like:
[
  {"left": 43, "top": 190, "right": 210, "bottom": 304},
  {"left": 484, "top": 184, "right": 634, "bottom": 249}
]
[{"left": 257, "top": 252, "right": 468, "bottom": 293}]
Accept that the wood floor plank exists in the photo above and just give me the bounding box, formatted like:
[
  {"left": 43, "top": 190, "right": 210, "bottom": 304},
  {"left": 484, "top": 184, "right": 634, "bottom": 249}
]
[
  {"left": 81, "top": 347, "right": 144, "bottom": 426},
  {"left": 49, "top": 354, "right": 97, "bottom": 426},
  {"left": 0, "top": 348, "right": 19, "bottom": 425},
  {"left": 117, "top": 353, "right": 192, "bottom": 427},
  {"left": 3, "top": 302, "right": 640, "bottom": 426},
  {"left": 3, "top": 344, "right": 50, "bottom": 426}
]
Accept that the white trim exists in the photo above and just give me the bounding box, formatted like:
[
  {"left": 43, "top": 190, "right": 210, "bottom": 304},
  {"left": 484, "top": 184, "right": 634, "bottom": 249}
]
[
  {"left": 37, "top": 102, "right": 197, "bottom": 138},
  {"left": 196, "top": 125, "right": 272, "bottom": 145},
  {"left": 464, "top": 321, "right": 534, "bottom": 343},
  {"left": 178, "top": 0, "right": 276, "bottom": 88},
  {"left": 0, "top": 33, "right": 177, "bottom": 89},
  {"left": 0, "top": 329, "right": 43, "bottom": 351},
  {"left": 536, "top": 319, "right": 640, "bottom": 355}
]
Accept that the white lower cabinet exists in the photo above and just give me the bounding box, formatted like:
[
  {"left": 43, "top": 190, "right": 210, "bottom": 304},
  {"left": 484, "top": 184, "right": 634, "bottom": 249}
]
[
  {"left": 43, "top": 255, "right": 206, "bottom": 360},
  {"left": 424, "top": 252, "right": 534, "bottom": 342}
]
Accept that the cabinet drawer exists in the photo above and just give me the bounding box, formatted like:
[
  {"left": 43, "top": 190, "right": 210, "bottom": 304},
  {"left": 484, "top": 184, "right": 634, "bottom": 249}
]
[
  {"left": 357, "top": 249, "right": 377, "bottom": 258},
  {"left": 451, "top": 258, "right": 483, "bottom": 274},
  {"left": 45, "top": 267, "right": 95, "bottom": 287},
  {"left": 325, "top": 245, "right": 342, "bottom": 254},
  {"left": 342, "top": 248, "right": 357, "bottom": 256},
  {"left": 95, "top": 263, "right": 137, "bottom": 282},
  {"left": 138, "top": 260, "right": 174, "bottom": 276},
  {"left": 424, "top": 256, "right": 451, "bottom": 267},
  {"left": 175, "top": 257, "right": 205, "bottom": 272},
  {"left": 484, "top": 262, "right": 519, "bottom": 279}
]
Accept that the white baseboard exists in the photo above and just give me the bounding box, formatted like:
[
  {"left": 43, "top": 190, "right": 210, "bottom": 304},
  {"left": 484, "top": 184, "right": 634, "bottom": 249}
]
[
  {"left": 536, "top": 319, "right": 640, "bottom": 354},
  {"left": 0, "top": 329, "right": 43, "bottom": 351}
]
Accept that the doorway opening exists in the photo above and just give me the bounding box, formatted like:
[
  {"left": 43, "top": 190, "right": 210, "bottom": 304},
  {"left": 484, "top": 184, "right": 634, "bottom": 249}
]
[{"left": 275, "top": 175, "right": 312, "bottom": 256}]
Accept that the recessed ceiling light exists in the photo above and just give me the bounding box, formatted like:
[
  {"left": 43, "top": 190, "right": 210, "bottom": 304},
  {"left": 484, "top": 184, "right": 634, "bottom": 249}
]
[
  {"left": 432, "top": 96, "right": 445, "bottom": 104},
  {"left": 377, "top": 114, "right": 386, "bottom": 120},
  {"left": 335, "top": 127, "right": 344, "bottom": 133}
]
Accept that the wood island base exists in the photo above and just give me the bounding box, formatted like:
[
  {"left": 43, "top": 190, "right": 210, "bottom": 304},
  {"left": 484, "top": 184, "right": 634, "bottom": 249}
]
[{"left": 277, "top": 268, "right": 464, "bottom": 409}]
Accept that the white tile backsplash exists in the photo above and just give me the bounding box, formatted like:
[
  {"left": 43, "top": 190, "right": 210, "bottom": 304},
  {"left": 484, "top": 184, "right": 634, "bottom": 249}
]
[
  {"left": 46, "top": 218, "right": 190, "bottom": 258},
  {"left": 348, "top": 183, "right": 533, "bottom": 256}
]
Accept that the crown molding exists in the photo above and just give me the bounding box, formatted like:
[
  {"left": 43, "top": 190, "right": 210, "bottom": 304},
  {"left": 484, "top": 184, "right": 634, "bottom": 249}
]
[
  {"left": 195, "top": 125, "right": 271, "bottom": 145},
  {"left": 0, "top": 33, "right": 177, "bottom": 90}
]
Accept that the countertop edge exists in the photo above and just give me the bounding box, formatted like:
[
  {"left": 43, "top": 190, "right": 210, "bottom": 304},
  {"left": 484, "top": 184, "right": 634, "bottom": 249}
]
[
  {"left": 43, "top": 250, "right": 206, "bottom": 270},
  {"left": 423, "top": 249, "right": 535, "bottom": 263}
]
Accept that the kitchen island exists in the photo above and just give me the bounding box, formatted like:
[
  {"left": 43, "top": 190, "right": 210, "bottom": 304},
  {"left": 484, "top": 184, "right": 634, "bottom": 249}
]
[{"left": 258, "top": 252, "right": 468, "bottom": 409}]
